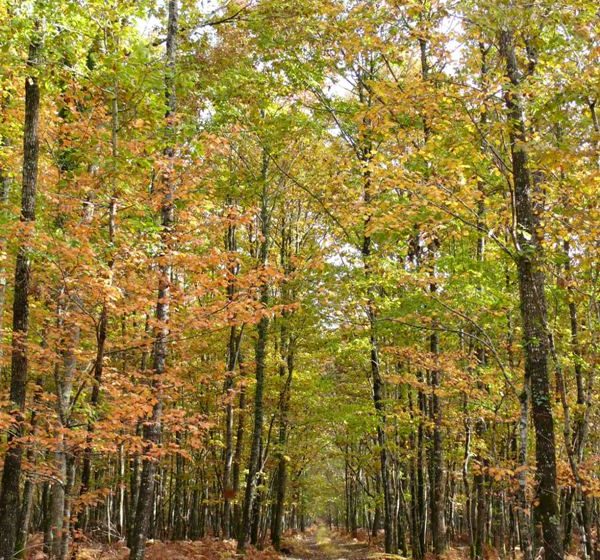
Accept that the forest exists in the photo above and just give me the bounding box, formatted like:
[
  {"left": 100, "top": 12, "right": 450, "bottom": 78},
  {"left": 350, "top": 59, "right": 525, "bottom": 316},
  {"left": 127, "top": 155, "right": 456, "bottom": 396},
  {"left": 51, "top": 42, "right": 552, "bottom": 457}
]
[{"left": 0, "top": 1, "right": 597, "bottom": 559}]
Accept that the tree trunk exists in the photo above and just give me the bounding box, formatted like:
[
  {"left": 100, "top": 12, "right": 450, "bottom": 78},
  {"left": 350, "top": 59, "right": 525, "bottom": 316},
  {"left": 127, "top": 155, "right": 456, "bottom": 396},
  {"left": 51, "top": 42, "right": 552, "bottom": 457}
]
[
  {"left": 0, "top": 33, "right": 41, "bottom": 560},
  {"left": 500, "top": 27, "right": 563, "bottom": 560},
  {"left": 50, "top": 444, "right": 66, "bottom": 560},
  {"left": 49, "top": 316, "right": 78, "bottom": 560},
  {"left": 271, "top": 216, "right": 295, "bottom": 551},
  {"left": 415, "top": 379, "right": 427, "bottom": 559},
  {"left": 232, "top": 359, "right": 247, "bottom": 538},
  {"left": 271, "top": 326, "right": 294, "bottom": 551},
  {"left": 129, "top": 2, "right": 177, "bottom": 558},
  {"left": 222, "top": 208, "right": 241, "bottom": 538},
  {"left": 15, "top": 395, "right": 40, "bottom": 559},
  {"left": 471, "top": 43, "right": 490, "bottom": 560},
  {"left": 360, "top": 102, "right": 395, "bottom": 553},
  {"left": 222, "top": 326, "right": 239, "bottom": 538},
  {"left": 238, "top": 155, "right": 270, "bottom": 552},
  {"left": 429, "top": 324, "right": 446, "bottom": 556},
  {"left": 0, "top": 145, "right": 10, "bottom": 353},
  {"left": 473, "top": 421, "right": 488, "bottom": 560},
  {"left": 250, "top": 438, "right": 264, "bottom": 547}
]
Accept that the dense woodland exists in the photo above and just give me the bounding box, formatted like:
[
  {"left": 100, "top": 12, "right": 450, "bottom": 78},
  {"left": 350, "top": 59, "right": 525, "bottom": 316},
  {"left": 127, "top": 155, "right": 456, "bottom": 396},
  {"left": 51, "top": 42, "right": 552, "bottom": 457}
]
[{"left": 0, "top": 1, "right": 598, "bottom": 559}]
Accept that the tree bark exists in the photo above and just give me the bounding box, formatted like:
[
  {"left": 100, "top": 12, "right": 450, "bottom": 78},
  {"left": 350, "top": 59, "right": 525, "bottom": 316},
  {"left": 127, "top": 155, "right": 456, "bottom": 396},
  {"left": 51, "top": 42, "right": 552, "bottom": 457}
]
[
  {"left": 271, "top": 214, "right": 296, "bottom": 551},
  {"left": 15, "top": 389, "right": 41, "bottom": 559},
  {"left": 271, "top": 322, "right": 294, "bottom": 550},
  {"left": 358, "top": 65, "right": 395, "bottom": 552},
  {"left": 429, "top": 300, "right": 446, "bottom": 557},
  {"left": 0, "top": 142, "right": 10, "bottom": 353},
  {"left": 222, "top": 206, "right": 241, "bottom": 538},
  {"left": 499, "top": 27, "right": 563, "bottom": 560},
  {"left": 232, "top": 358, "right": 247, "bottom": 538},
  {"left": 238, "top": 152, "right": 270, "bottom": 552},
  {"left": 129, "top": 2, "right": 177, "bottom": 558},
  {"left": 0, "top": 33, "right": 41, "bottom": 560}
]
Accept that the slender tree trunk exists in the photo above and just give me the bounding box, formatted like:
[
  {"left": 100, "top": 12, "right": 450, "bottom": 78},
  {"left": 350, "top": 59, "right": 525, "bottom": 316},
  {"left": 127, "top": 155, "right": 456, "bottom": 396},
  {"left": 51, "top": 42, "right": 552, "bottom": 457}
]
[
  {"left": 232, "top": 358, "right": 247, "bottom": 537},
  {"left": 222, "top": 328, "right": 238, "bottom": 538},
  {"left": 238, "top": 152, "right": 270, "bottom": 552},
  {"left": 15, "top": 391, "right": 40, "bottom": 559},
  {"left": 363, "top": 233, "right": 395, "bottom": 554},
  {"left": 417, "top": 378, "right": 427, "bottom": 558},
  {"left": 129, "top": 2, "right": 177, "bottom": 558},
  {"left": 473, "top": 420, "right": 488, "bottom": 560},
  {"left": 222, "top": 208, "right": 241, "bottom": 538},
  {"left": 358, "top": 79, "right": 395, "bottom": 551},
  {"left": 418, "top": 34, "right": 447, "bottom": 557},
  {"left": 0, "top": 150, "right": 10, "bottom": 348},
  {"left": 271, "top": 217, "right": 296, "bottom": 551},
  {"left": 50, "top": 440, "right": 66, "bottom": 560},
  {"left": 271, "top": 327, "right": 294, "bottom": 550},
  {"left": 472, "top": 44, "right": 490, "bottom": 560},
  {"left": 0, "top": 33, "right": 41, "bottom": 560},
  {"left": 42, "top": 481, "right": 52, "bottom": 554},
  {"left": 409, "top": 387, "right": 425, "bottom": 560},
  {"left": 50, "top": 318, "right": 78, "bottom": 560},
  {"left": 15, "top": 475, "right": 34, "bottom": 559},
  {"left": 500, "top": 27, "right": 563, "bottom": 560},
  {"left": 250, "top": 436, "right": 265, "bottom": 547},
  {"left": 562, "top": 240, "right": 594, "bottom": 557},
  {"left": 429, "top": 317, "right": 446, "bottom": 556},
  {"left": 59, "top": 455, "right": 75, "bottom": 560}
]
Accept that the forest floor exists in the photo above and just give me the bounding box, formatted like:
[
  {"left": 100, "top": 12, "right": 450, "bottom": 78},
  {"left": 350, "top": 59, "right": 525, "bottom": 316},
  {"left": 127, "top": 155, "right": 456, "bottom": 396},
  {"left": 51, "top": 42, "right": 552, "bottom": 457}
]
[
  {"left": 23, "top": 526, "right": 584, "bottom": 560},
  {"left": 25, "top": 526, "right": 379, "bottom": 560},
  {"left": 280, "top": 525, "right": 377, "bottom": 559},
  {"left": 27, "top": 528, "right": 562, "bottom": 560}
]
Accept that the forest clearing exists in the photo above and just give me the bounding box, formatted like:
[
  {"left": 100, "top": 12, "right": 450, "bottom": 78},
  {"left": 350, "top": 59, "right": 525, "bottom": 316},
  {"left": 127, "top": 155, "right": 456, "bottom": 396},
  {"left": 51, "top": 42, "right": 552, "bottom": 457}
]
[{"left": 0, "top": 0, "right": 598, "bottom": 559}]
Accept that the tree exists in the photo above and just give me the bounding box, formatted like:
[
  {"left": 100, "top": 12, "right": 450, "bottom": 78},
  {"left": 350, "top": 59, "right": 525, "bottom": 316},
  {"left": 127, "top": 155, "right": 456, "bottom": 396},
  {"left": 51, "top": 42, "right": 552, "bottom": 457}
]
[
  {"left": 498, "top": 22, "right": 563, "bottom": 560},
  {"left": 0, "top": 16, "right": 41, "bottom": 560},
  {"left": 129, "top": 1, "right": 178, "bottom": 559}
]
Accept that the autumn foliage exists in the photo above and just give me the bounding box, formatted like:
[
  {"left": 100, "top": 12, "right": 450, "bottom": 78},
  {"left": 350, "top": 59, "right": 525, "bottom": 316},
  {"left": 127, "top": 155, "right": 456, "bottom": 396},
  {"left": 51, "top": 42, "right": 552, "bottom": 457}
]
[{"left": 0, "top": 1, "right": 598, "bottom": 560}]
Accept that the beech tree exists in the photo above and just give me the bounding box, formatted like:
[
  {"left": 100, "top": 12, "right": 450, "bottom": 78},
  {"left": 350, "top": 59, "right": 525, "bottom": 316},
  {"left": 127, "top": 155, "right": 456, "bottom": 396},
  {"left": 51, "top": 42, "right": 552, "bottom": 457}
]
[{"left": 0, "top": 8, "right": 41, "bottom": 558}]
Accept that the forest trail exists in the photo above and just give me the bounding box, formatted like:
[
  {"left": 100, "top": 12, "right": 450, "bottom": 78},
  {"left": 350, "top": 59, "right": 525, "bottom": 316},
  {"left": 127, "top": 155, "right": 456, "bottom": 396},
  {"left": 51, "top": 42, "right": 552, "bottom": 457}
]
[{"left": 281, "top": 526, "right": 376, "bottom": 560}]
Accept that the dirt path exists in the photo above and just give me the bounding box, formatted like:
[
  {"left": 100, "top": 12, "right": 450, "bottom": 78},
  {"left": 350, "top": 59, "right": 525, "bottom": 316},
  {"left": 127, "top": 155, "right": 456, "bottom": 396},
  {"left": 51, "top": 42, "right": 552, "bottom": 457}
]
[{"left": 281, "top": 526, "right": 375, "bottom": 560}]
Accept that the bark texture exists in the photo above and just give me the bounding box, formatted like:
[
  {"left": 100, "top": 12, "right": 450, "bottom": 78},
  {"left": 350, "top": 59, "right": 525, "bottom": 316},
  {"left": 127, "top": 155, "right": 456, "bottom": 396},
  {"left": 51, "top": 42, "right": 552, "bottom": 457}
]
[
  {"left": 0, "top": 35, "right": 41, "bottom": 560},
  {"left": 500, "top": 27, "right": 563, "bottom": 560},
  {"left": 129, "top": 2, "right": 178, "bottom": 558},
  {"left": 238, "top": 153, "right": 270, "bottom": 552}
]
